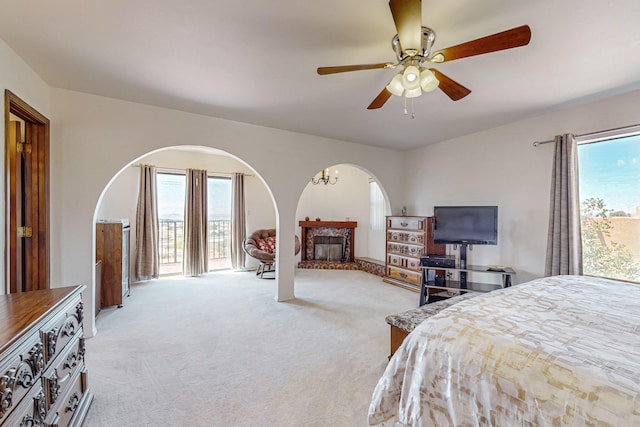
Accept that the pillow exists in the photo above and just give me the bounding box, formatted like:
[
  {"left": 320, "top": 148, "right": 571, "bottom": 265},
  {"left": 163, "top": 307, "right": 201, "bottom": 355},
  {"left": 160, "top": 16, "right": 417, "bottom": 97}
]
[{"left": 257, "top": 236, "right": 277, "bottom": 253}]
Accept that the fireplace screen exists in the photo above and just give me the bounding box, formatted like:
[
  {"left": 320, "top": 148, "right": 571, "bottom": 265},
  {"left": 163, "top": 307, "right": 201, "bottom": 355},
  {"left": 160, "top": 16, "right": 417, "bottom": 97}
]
[{"left": 313, "top": 236, "right": 344, "bottom": 261}]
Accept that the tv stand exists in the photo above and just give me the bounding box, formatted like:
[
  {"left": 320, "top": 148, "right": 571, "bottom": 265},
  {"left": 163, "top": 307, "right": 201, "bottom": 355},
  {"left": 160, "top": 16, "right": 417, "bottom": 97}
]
[
  {"left": 458, "top": 243, "right": 469, "bottom": 287},
  {"left": 419, "top": 244, "right": 515, "bottom": 305}
]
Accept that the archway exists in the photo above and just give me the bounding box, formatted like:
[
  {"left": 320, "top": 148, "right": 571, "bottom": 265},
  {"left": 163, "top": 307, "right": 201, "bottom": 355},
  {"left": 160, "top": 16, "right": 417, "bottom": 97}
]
[
  {"left": 296, "top": 163, "right": 392, "bottom": 266},
  {"left": 92, "top": 146, "right": 277, "bottom": 321}
]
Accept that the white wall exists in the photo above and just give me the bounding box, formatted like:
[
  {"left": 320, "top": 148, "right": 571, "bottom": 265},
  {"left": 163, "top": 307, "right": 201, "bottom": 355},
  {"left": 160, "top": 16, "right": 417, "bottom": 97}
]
[
  {"left": 296, "top": 165, "right": 387, "bottom": 261},
  {"left": 97, "top": 148, "right": 276, "bottom": 273},
  {"left": 405, "top": 88, "right": 640, "bottom": 284},
  {"left": 0, "top": 39, "right": 51, "bottom": 294},
  {"left": 49, "top": 88, "right": 406, "bottom": 336}
]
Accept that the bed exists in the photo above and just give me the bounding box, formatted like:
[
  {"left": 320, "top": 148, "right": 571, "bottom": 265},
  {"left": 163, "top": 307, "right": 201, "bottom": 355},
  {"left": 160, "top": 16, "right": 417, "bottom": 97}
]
[{"left": 368, "top": 275, "right": 640, "bottom": 426}]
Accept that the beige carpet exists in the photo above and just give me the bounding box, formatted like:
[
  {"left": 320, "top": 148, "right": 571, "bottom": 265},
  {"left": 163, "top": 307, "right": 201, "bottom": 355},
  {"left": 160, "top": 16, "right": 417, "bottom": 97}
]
[{"left": 84, "top": 269, "right": 418, "bottom": 426}]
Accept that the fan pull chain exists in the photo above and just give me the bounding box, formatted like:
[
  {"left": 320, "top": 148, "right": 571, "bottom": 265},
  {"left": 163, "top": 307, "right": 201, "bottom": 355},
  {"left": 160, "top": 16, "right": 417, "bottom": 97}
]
[{"left": 403, "top": 95, "right": 416, "bottom": 119}]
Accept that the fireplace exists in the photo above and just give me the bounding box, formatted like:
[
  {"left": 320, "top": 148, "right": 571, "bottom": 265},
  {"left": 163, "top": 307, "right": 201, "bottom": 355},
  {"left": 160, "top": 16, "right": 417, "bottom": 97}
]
[
  {"left": 298, "top": 220, "right": 357, "bottom": 263},
  {"left": 313, "top": 236, "right": 345, "bottom": 261}
]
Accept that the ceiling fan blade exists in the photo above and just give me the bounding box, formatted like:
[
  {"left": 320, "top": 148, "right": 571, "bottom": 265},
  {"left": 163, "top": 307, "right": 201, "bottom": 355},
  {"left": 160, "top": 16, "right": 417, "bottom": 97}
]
[
  {"left": 429, "top": 69, "right": 471, "bottom": 101},
  {"left": 367, "top": 88, "right": 393, "bottom": 109},
  {"left": 430, "top": 25, "right": 531, "bottom": 63},
  {"left": 317, "top": 63, "right": 390, "bottom": 75},
  {"left": 389, "top": 0, "right": 422, "bottom": 55}
]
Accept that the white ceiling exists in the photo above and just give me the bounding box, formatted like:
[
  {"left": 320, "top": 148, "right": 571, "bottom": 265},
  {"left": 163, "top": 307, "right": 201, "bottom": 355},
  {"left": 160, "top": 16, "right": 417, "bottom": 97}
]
[{"left": 2, "top": 0, "right": 640, "bottom": 150}]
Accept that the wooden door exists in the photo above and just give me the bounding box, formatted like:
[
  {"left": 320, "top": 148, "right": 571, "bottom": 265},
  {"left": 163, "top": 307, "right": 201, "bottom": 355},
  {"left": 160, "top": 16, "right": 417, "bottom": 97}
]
[{"left": 5, "top": 90, "right": 50, "bottom": 293}]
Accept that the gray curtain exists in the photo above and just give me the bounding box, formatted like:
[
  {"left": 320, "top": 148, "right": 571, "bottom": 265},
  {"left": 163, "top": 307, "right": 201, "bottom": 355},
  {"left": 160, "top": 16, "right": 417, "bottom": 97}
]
[
  {"left": 545, "top": 134, "right": 583, "bottom": 276},
  {"left": 183, "top": 169, "right": 208, "bottom": 276},
  {"left": 134, "top": 165, "right": 159, "bottom": 281},
  {"left": 230, "top": 173, "right": 246, "bottom": 270}
]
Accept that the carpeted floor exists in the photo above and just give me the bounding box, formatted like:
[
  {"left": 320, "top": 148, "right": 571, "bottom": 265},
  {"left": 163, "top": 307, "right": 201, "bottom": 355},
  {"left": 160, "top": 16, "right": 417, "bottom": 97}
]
[{"left": 84, "top": 269, "right": 418, "bottom": 427}]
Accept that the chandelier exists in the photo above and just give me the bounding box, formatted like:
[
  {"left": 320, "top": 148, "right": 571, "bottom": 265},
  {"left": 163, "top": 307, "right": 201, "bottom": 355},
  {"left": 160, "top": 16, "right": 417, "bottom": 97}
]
[{"left": 311, "top": 168, "right": 338, "bottom": 185}]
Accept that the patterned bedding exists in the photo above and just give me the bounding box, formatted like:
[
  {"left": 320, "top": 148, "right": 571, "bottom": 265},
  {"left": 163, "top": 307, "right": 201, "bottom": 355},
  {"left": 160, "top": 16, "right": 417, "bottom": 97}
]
[{"left": 368, "top": 275, "right": 640, "bottom": 426}]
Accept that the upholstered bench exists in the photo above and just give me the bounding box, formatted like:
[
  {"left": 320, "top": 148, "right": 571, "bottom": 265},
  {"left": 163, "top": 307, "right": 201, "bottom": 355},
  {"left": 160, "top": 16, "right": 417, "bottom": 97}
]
[{"left": 386, "top": 292, "right": 480, "bottom": 358}]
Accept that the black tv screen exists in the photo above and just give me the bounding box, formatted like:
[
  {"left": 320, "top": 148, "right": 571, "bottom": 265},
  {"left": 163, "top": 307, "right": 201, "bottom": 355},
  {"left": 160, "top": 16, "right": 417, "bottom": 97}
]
[{"left": 433, "top": 206, "right": 498, "bottom": 245}]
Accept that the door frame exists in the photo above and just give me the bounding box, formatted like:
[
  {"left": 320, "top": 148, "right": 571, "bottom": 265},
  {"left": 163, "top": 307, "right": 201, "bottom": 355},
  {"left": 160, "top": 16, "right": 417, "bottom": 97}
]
[{"left": 4, "top": 90, "right": 50, "bottom": 293}]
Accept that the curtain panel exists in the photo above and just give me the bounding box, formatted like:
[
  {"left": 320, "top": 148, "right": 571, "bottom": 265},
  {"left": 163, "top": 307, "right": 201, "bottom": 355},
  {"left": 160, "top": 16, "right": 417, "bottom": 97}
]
[
  {"left": 230, "top": 172, "right": 246, "bottom": 270},
  {"left": 134, "top": 164, "right": 159, "bottom": 281},
  {"left": 545, "top": 134, "right": 583, "bottom": 276},
  {"left": 183, "top": 169, "right": 208, "bottom": 276}
]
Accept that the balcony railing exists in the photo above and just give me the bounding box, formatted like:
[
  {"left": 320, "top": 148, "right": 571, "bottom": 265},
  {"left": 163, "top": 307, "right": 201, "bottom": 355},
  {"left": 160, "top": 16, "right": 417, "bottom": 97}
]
[{"left": 159, "top": 219, "right": 231, "bottom": 266}]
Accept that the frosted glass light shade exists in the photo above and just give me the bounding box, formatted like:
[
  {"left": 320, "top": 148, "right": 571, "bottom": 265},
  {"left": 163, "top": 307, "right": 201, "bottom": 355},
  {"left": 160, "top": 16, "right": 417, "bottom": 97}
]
[
  {"left": 405, "top": 87, "right": 422, "bottom": 98},
  {"left": 402, "top": 66, "right": 421, "bottom": 91},
  {"left": 420, "top": 69, "right": 439, "bottom": 92},
  {"left": 386, "top": 73, "right": 405, "bottom": 96}
]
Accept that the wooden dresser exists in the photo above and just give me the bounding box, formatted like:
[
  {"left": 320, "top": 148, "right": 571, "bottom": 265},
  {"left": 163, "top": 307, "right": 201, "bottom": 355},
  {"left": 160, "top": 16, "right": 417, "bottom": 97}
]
[
  {"left": 0, "top": 286, "right": 92, "bottom": 426},
  {"left": 383, "top": 216, "right": 444, "bottom": 292}
]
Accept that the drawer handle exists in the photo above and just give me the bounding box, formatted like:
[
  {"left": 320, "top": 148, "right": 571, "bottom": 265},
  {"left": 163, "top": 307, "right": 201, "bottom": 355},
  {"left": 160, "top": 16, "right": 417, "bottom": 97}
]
[
  {"left": 399, "top": 273, "right": 407, "bottom": 278},
  {"left": 65, "top": 392, "right": 80, "bottom": 413},
  {"left": 64, "top": 352, "right": 78, "bottom": 370},
  {"left": 400, "top": 222, "right": 408, "bottom": 227}
]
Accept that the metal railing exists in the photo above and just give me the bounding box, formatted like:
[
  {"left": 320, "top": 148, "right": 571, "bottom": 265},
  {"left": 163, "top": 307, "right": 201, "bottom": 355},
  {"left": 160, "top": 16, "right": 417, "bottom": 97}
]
[{"left": 159, "top": 219, "right": 230, "bottom": 265}]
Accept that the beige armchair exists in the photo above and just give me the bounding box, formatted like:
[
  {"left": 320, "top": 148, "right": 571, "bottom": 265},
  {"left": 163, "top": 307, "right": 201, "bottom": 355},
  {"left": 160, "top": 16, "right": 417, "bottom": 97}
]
[{"left": 243, "top": 228, "right": 301, "bottom": 278}]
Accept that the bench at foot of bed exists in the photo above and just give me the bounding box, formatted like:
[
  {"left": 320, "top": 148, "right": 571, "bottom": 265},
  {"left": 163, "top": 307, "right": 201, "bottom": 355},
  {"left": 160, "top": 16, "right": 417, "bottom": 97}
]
[{"left": 385, "top": 292, "right": 479, "bottom": 359}]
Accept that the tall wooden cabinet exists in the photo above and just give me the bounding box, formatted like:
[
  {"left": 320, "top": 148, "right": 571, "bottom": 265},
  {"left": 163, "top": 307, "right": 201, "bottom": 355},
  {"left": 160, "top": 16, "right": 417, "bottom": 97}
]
[
  {"left": 96, "top": 219, "right": 130, "bottom": 308},
  {"left": 383, "top": 216, "right": 445, "bottom": 292}
]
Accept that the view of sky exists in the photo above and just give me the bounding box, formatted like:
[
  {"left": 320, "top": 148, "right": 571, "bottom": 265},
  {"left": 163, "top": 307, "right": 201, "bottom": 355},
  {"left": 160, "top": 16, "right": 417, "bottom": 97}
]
[
  {"left": 157, "top": 173, "right": 231, "bottom": 220},
  {"left": 578, "top": 135, "right": 640, "bottom": 215}
]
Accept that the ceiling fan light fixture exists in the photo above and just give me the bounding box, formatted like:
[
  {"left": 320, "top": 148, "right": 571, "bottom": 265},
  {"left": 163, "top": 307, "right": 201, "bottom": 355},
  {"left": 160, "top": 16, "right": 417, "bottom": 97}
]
[
  {"left": 403, "top": 65, "right": 421, "bottom": 90},
  {"left": 419, "top": 68, "right": 439, "bottom": 92},
  {"left": 404, "top": 87, "right": 422, "bottom": 98},
  {"left": 430, "top": 52, "right": 445, "bottom": 63},
  {"left": 386, "top": 73, "right": 405, "bottom": 96}
]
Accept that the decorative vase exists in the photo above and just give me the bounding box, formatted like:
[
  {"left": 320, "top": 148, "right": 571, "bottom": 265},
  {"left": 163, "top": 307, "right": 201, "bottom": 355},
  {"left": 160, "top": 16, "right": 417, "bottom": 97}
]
[
  {"left": 315, "top": 217, "right": 321, "bottom": 221},
  {"left": 305, "top": 216, "right": 309, "bottom": 221}
]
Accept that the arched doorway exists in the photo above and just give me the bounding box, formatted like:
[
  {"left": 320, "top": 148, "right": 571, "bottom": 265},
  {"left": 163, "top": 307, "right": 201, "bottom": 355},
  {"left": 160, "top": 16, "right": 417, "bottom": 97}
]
[
  {"left": 296, "top": 163, "right": 391, "bottom": 266},
  {"left": 93, "top": 145, "right": 276, "bottom": 310}
]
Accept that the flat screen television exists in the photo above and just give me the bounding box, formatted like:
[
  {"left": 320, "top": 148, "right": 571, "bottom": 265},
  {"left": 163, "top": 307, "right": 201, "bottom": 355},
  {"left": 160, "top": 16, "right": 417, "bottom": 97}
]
[{"left": 432, "top": 206, "right": 498, "bottom": 245}]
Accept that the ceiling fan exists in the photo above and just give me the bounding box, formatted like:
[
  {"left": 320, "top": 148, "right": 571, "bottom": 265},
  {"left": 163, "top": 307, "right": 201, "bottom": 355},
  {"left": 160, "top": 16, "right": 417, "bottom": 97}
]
[{"left": 317, "top": 0, "right": 531, "bottom": 110}]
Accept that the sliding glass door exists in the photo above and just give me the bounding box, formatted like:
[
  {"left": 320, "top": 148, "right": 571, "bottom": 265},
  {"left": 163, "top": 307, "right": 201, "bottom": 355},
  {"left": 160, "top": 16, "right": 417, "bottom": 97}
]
[
  {"left": 157, "top": 172, "right": 186, "bottom": 275},
  {"left": 207, "top": 176, "right": 232, "bottom": 270},
  {"left": 157, "top": 172, "right": 232, "bottom": 275}
]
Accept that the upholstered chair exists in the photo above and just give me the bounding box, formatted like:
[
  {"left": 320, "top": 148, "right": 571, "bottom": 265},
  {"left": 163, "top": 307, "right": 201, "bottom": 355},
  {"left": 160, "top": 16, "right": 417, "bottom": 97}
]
[{"left": 243, "top": 228, "right": 301, "bottom": 278}]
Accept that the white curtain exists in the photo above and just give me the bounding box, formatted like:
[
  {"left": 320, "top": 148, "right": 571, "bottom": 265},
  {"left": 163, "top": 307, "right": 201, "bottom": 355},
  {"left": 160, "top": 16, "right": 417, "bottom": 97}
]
[
  {"left": 545, "top": 134, "right": 583, "bottom": 276},
  {"left": 183, "top": 169, "right": 208, "bottom": 276},
  {"left": 134, "top": 164, "right": 159, "bottom": 281},
  {"left": 230, "top": 173, "right": 246, "bottom": 270}
]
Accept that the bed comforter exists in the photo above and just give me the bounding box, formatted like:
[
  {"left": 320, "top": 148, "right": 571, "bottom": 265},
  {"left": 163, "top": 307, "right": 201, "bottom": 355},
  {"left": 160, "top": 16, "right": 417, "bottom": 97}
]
[{"left": 369, "top": 275, "right": 640, "bottom": 426}]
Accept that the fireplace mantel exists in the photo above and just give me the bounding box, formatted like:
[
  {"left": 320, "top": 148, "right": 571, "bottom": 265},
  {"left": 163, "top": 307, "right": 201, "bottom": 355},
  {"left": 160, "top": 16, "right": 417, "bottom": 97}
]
[
  {"left": 298, "top": 221, "right": 357, "bottom": 229},
  {"left": 298, "top": 220, "right": 358, "bottom": 262}
]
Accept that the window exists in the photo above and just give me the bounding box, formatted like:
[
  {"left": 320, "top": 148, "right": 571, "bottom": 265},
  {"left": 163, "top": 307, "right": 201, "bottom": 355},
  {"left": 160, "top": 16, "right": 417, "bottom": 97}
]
[
  {"left": 578, "top": 133, "right": 640, "bottom": 282},
  {"left": 369, "top": 180, "right": 386, "bottom": 232}
]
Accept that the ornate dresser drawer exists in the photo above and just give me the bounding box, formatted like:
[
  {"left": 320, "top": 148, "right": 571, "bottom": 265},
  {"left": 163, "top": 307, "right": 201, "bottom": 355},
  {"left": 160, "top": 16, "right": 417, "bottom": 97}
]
[
  {"left": 41, "top": 300, "right": 84, "bottom": 367},
  {"left": 44, "top": 367, "right": 88, "bottom": 427},
  {"left": 0, "top": 332, "right": 44, "bottom": 424},
  {"left": 386, "top": 254, "right": 422, "bottom": 272},
  {"left": 2, "top": 382, "right": 47, "bottom": 427},
  {"left": 0, "top": 286, "right": 92, "bottom": 427},
  {"left": 386, "top": 266, "right": 421, "bottom": 286},
  {"left": 387, "top": 217, "right": 425, "bottom": 231},
  {"left": 43, "top": 335, "right": 85, "bottom": 411},
  {"left": 386, "top": 230, "right": 425, "bottom": 245}
]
